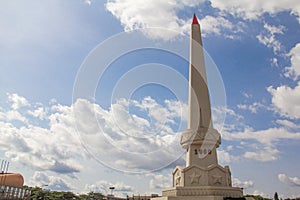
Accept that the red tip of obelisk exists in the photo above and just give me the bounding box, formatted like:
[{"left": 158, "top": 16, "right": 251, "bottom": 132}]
[{"left": 192, "top": 13, "right": 199, "bottom": 24}]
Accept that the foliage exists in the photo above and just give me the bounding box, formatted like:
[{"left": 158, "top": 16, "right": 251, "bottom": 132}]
[
  {"left": 23, "top": 186, "right": 104, "bottom": 200},
  {"left": 274, "top": 192, "right": 279, "bottom": 200},
  {"left": 244, "top": 194, "right": 271, "bottom": 200}
]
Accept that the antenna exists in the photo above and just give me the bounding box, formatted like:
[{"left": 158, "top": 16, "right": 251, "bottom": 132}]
[{"left": 0, "top": 159, "right": 9, "bottom": 185}]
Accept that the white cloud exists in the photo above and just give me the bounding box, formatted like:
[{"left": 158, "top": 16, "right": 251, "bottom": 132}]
[
  {"left": 256, "top": 23, "right": 285, "bottom": 54},
  {"left": 5, "top": 110, "right": 28, "bottom": 123},
  {"left": 243, "top": 146, "right": 279, "bottom": 162},
  {"left": 222, "top": 125, "right": 300, "bottom": 161},
  {"left": 278, "top": 173, "right": 300, "bottom": 187},
  {"left": 147, "top": 173, "right": 172, "bottom": 190},
  {"left": 29, "top": 171, "right": 73, "bottom": 191},
  {"left": 210, "top": 0, "right": 300, "bottom": 22},
  {"left": 252, "top": 190, "right": 268, "bottom": 197},
  {"left": 7, "top": 93, "right": 29, "bottom": 110},
  {"left": 232, "top": 177, "right": 254, "bottom": 189},
  {"left": 0, "top": 119, "right": 83, "bottom": 174},
  {"left": 237, "top": 102, "right": 266, "bottom": 113},
  {"left": 212, "top": 106, "right": 243, "bottom": 131},
  {"left": 105, "top": 0, "right": 239, "bottom": 40},
  {"left": 217, "top": 149, "right": 238, "bottom": 164},
  {"left": 105, "top": 0, "right": 196, "bottom": 40},
  {"left": 84, "top": 0, "right": 92, "bottom": 5},
  {"left": 267, "top": 81, "right": 300, "bottom": 119},
  {"left": 27, "top": 106, "right": 47, "bottom": 120},
  {"left": 105, "top": 0, "right": 300, "bottom": 42},
  {"left": 85, "top": 180, "right": 134, "bottom": 196},
  {"left": 285, "top": 43, "right": 300, "bottom": 80},
  {"left": 199, "top": 15, "right": 240, "bottom": 39},
  {"left": 276, "top": 119, "right": 300, "bottom": 130},
  {"left": 271, "top": 57, "right": 279, "bottom": 67},
  {"left": 0, "top": 93, "right": 186, "bottom": 175},
  {"left": 242, "top": 92, "right": 252, "bottom": 99}
]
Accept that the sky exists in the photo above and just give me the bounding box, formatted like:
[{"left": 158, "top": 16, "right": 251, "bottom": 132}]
[{"left": 1, "top": 0, "right": 300, "bottom": 199}]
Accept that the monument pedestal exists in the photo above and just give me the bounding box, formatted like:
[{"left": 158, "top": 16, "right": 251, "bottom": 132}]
[
  {"left": 153, "top": 164, "right": 242, "bottom": 200},
  {"left": 158, "top": 185, "right": 242, "bottom": 200}
]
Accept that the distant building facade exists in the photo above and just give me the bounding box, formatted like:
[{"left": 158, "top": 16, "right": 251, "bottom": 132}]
[{"left": 104, "top": 194, "right": 159, "bottom": 200}]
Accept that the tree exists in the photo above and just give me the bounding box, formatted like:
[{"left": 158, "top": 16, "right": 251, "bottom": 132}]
[{"left": 274, "top": 192, "right": 279, "bottom": 200}]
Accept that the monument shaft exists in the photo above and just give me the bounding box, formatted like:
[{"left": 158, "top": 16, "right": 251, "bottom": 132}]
[
  {"left": 188, "top": 14, "right": 211, "bottom": 131},
  {"left": 185, "top": 14, "right": 218, "bottom": 168}
]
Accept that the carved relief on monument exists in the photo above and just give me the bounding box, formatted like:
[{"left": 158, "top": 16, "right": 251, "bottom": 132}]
[
  {"left": 182, "top": 166, "right": 207, "bottom": 187},
  {"left": 207, "top": 165, "right": 230, "bottom": 186},
  {"left": 173, "top": 167, "right": 183, "bottom": 187},
  {"left": 225, "top": 165, "right": 232, "bottom": 186}
]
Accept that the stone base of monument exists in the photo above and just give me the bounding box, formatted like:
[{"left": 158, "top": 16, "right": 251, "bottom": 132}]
[
  {"left": 153, "top": 186, "right": 243, "bottom": 200},
  {"left": 152, "top": 164, "right": 243, "bottom": 200}
]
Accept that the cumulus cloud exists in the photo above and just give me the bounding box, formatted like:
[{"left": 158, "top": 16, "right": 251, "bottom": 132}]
[
  {"left": 278, "top": 173, "right": 300, "bottom": 187},
  {"left": 71, "top": 97, "right": 186, "bottom": 172},
  {"left": 200, "top": 15, "right": 245, "bottom": 39},
  {"left": 84, "top": 0, "right": 92, "bottom": 5},
  {"left": 221, "top": 103, "right": 300, "bottom": 162},
  {"left": 105, "top": 0, "right": 239, "bottom": 40},
  {"left": 5, "top": 110, "right": 28, "bottom": 123},
  {"left": 85, "top": 180, "right": 134, "bottom": 196},
  {"left": 243, "top": 146, "right": 279, "bottom": 162},
  {"left": 252, "top": 190, "right": 268, "bottom": 197},
  {"left": 217, "top": 149, "right": 238, "bottom": 164},
  {"left": 29, "top": 171, "right": 73, "bottom": 191},
  {"left": 210, "top": 0, "right": 300, "bottom": 22},
  {"left": 105, "top": 0, "right": 300, "bottom": 41},
  {"left": 0, "top": 93, "right": 187, "bottom": 174},
  {"left": 147, "top": 173, "right": 172, "bottom": 190},
  {"left": 267, "top": 81, "right": 300, "bottom": 119},
  {"left": 200, "top": 16, "right": 232, "bottom": 36},
  {"left": 276, "top": 119, "right": 300, "bottom": 130},
  {"left": 285, "top": 43, "right": 300, "bottom": 80},
  {"left": 27, "top": 106, "right": 47, "bottom": 120},
  {"left": 232, "top": 177, "right": 254, "bottom": 189},
  {"left": 237, "top": 102, "right": 267, "bottom": 114},
  {"left": 105, "top": 0, "right": 195, "bottom": 40},
  {"left": 256, "top": 23, "right": 285, "bottom": 54},
  {"left": 0, "top": 119, "right": 83, "bottom": 174},
  {"left": 7, "top": 93, "right": 29, "bottom": 110}
]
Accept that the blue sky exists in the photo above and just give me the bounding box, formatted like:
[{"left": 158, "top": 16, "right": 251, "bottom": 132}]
[{"left": 1, "top": 0, "right": 300, "bottom": 199}]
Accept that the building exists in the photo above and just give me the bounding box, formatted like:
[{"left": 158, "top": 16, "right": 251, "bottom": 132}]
[{"left": 0, "top": 159, "right": 30, "bottom": 200}]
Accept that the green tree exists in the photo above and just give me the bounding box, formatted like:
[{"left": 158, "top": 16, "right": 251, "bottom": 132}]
[{"left": 274, "top": 192, "right": 279, "bottom": 200}]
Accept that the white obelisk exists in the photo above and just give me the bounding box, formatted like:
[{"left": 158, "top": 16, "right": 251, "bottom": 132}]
[
  {"left": 181, "top": 13, "right": 220, "bottom": 168},
  {"left": 153, "top": 14, "right": 243, "bottom": 200}
]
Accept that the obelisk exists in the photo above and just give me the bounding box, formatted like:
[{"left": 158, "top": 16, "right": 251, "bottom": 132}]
[
  {"left": 153, "top": 14, "right": 243, "bottom": 200},
  {"left": 181, "top": 13, "right": 220, "bottom": 168}
]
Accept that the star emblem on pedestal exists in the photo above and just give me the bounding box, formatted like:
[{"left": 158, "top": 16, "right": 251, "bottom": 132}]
[
  {"left": 189, "top": 171, "right": 201, "bottom": 184},
  {"left": 212, "top": 175, "right": 222, "bottom": 185}
]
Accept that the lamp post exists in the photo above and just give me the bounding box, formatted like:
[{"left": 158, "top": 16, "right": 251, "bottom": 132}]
[
  {"left": 41, "top": 184, "right": 49, "bottom": 189},
  {"left": 40, "top": 184, "right": 49, "bottom": 200},
  {"left": 109, "top": 187, "right": 115, "bottom": 196}
]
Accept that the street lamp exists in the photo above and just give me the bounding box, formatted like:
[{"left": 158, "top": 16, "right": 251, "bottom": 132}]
[
  {"left": 40, "top": 185, "right": 49, "bottom": 200},
  {"left": 109, "top": 187, "right": 115, "bottom": 196},
  {"left": 41, "top": 184, "right": 49, "bottom": 190}
]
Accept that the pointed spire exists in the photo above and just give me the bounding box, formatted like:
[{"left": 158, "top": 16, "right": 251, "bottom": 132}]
[{"left": 192, "top": 13, "right": 199, "bottom": 24}]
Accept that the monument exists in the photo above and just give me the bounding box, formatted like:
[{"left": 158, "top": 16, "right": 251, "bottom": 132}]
[{"left": 154, "top": 14, "right": 243, "bottom": 200}]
